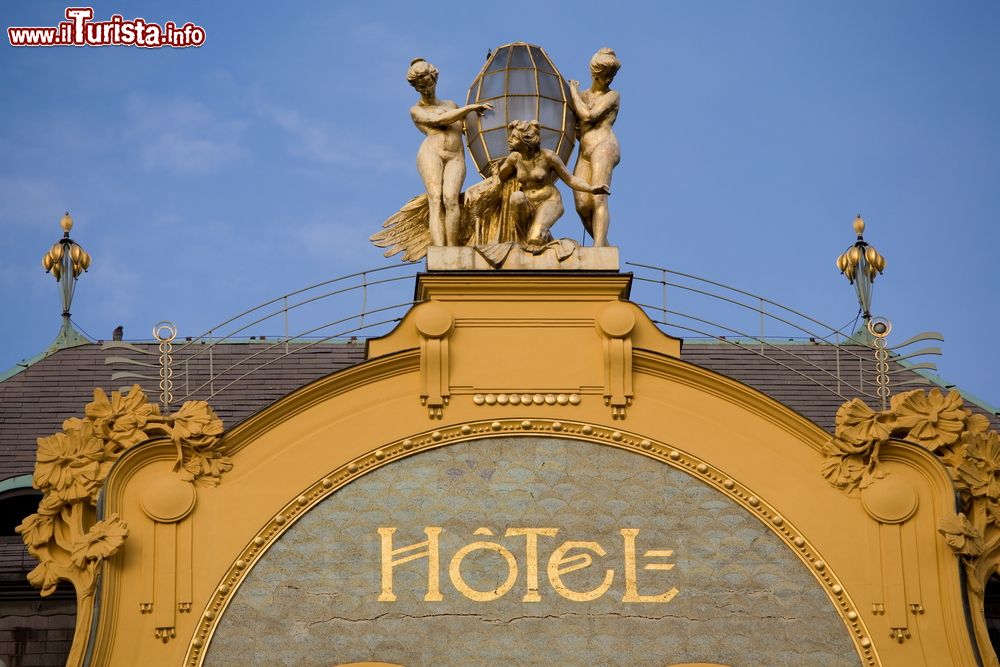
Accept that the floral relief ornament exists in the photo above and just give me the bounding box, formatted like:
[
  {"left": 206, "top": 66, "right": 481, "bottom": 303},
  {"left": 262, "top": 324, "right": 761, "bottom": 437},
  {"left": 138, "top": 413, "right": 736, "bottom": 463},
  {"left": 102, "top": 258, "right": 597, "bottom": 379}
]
[
  {"left": 822, "top": 388, "right": 1000, "bottom": 665},
  {"left": 32, "top": 421, "right": 104, "bottom": 503},
  {"left": 70, "top": 515, "right": 129, "bottom": 568},
  {"left": 821, "top": 389, "right": 977, "bottom": 494},
  {"left": 955, "top": 431, "right": 1000, "bottom": 501},
  {"left": 820, "top": 399, "right": 891, "bottom": 493},
  {"left": 85, "top": 384, "right": 160, "bottom": 451},
  {"left": 171, "top": 400, "right": 230, "bottom": 484},
  {"left": 15, "top": 384, "right": 228, "bottom": 667},
  {"left": 890, "top": 388, "right": 968, "bottom": 451},
  {"left": 938, "top": 512, "right": 985, "bottom": 557},
  {"left": 835, "top": 397, "right": 894, "bottom": 448}
]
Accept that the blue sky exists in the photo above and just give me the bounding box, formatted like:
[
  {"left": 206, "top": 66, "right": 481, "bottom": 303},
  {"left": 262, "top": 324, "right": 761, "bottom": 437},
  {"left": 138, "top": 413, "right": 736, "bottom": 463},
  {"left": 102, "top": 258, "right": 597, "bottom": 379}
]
[{"left": 1, "top": 2, "right": 997, "bottom": 406}]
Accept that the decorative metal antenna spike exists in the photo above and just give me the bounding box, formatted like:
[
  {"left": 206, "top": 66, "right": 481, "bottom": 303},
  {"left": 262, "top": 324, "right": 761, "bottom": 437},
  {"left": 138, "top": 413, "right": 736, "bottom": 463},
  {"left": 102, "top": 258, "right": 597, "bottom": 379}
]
[
  {"left": 153, "top": 321, "right": 177, "bottom": 413},
  {"left": 836, "top": 215, "right": 893, "bottom": 408},
  {"left": 868, "top": 317, "right": 893, "bottom": 410},
  {"left": 836, "top": 214, "right": 885, "bottom": 322},
  {"left": 41, "top": 212, "right": 92, "bottom": 347}
]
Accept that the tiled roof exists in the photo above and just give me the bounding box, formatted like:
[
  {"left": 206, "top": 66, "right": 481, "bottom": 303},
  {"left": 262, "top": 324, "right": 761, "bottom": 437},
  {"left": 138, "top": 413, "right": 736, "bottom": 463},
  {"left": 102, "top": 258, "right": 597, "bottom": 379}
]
[
  {"left": 679, "top": 340, "right": 995, "bottom": 432},
  {"left": 0, "top": 333, "right": 996, "bottom": 648},
  {"left": 2, "top": 338, "right": 995, "bottom": 484},
  {"left": 0, "top": 341, "right": 366, "bottom": 482}
]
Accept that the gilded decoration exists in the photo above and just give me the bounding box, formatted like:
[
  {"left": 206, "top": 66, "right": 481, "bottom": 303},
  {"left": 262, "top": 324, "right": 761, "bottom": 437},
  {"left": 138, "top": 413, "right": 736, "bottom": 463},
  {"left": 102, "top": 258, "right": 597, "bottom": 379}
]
[
  {"left": 16, "top": 384, "right": 227, "bottom": 666},
  {"left": 822, "top": 388, "right": 1000, "bottom": 664},
  {"left": 188, "top": 421, "right": 874, "bottom": 667},
  {"left": 372, "top": 43, "right": 615, "bottom": 269},
  {"left": 56, "top": 270, "right": 982, "bottom": 665}
]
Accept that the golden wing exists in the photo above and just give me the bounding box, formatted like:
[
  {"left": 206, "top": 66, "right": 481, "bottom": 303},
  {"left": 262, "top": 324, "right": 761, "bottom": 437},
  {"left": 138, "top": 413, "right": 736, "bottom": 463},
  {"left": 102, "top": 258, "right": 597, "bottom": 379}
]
[
  {"left": 370, "top": 194, "right": 431, "bottom": 262},
  {"left": 460, "top": 174, "right": 504, "bottom": 246}
]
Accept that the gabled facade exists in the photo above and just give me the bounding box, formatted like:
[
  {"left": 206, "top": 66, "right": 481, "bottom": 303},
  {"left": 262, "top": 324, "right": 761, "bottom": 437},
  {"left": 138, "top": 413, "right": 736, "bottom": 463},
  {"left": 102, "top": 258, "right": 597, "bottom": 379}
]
[{"left": 2, "top": 271, "right": 999, "bottom": 666}]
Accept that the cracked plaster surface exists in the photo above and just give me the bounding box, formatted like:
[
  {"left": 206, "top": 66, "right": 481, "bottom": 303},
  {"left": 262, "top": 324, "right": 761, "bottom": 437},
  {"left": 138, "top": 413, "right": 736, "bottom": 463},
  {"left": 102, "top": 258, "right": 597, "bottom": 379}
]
[{"left": 206, "top": 437, "right": 860, "bottom": 667}]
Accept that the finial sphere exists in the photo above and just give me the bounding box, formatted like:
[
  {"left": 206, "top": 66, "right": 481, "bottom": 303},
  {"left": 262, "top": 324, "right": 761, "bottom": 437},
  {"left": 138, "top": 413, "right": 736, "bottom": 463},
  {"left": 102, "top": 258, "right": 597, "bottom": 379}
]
[
  {"left": 853, "top": 214, "right": 865, "bottom": 237},
  {"left": 60, "top": 211, "right": 73, "bottom": 233}
]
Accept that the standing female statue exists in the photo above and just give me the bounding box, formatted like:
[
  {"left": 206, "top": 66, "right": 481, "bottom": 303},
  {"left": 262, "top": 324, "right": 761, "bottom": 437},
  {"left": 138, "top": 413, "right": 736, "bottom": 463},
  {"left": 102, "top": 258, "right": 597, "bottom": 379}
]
[
  {"left": 498, "top": 120, "right": 610, "bottom": 251},
  {"left": 407, "top": 58, "right": 492, "bottom": 246},
  {"left": 568, "top": 48, "right": 621, "bottom": 247}
]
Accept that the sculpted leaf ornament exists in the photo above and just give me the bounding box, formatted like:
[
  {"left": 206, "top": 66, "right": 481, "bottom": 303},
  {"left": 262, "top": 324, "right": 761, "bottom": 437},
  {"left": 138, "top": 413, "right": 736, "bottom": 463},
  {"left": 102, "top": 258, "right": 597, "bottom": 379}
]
[
  {"left": 938, "top": 512, "right": 984, "bottom": 557},
  {"left": 85, "top": 386, "right": 160, "bottom": 452},
  {"left": 17, "top": 512, "right": 54, "bottom": 548},
  {"left": 820, "top": 448, "right": 883, "bottom": 494},
  {"left": 822, "top": 388, "right": 1000, "bottom": 665},
  {"left": 33, "top": 422, "right": 104, "bottom": 503},
  {"left": 171, "top": 400, "right": 230, "bottom": 485},
  {"left": 15, "top": 384, "right": 228, "bottom": 667},
  {"left": 26, "top": 559, "right": 61, "bottom": 597},
  {"left": 70, "top": 514, "right": 129, "bottom": 568},
  {"left": 835, "top": 398, "right": 894, "bottom": 447},
  {"left": 955, "top": 431, "right": 1000, "bottom": 500},
  {"left": 890, "top": 388, "right": 969, "bottom": 451},
  {"left": 171, "top": 400, "right": 224, "bottom": 447},
  {"left": 820, "top": 399, "right": 891, "bottom": 493}
]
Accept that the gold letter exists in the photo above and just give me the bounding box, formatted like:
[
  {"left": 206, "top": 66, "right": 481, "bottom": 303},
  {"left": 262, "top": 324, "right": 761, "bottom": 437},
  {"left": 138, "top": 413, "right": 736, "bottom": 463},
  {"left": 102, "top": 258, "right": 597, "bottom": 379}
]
[
  {"left": 547, "top": 540, "right": 614, "bottom": 602},
  {"left": 506, "top": 527, "right": 558, "bottom": 602},
  {"left": 449, "top": 529, "right": 519, "bottom": 602},
  {"left": 621, "top": 528, "right": 678, "bottom": 603},
  {"left": 378, "top": 527, "right": 443, "bottom": 602}
]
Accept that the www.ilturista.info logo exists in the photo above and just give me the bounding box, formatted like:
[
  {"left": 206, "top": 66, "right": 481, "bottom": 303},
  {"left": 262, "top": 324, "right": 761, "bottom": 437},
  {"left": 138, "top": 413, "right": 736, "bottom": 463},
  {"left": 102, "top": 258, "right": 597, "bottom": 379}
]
[{"left": 8, "top": 7, "right": 205, "bottom": 48}]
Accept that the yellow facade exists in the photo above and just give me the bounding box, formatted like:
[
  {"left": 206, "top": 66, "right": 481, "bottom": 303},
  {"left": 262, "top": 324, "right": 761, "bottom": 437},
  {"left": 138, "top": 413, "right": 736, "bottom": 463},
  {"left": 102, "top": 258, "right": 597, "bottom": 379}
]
[{"left": 19, "top": 272, "right": 996, "bottom": 665}]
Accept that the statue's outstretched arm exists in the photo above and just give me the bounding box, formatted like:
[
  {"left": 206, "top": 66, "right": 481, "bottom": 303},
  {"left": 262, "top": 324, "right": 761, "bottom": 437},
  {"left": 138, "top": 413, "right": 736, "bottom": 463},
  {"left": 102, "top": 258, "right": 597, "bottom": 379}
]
[
  {"left": 547, "top": 150, "right": 610, "bottom": 195},
  {"left": 496, "top": 153, "right": 518, "bottom": 182},
  {"left": 411, "top": 102, "right": 492, "bottom": 128}
]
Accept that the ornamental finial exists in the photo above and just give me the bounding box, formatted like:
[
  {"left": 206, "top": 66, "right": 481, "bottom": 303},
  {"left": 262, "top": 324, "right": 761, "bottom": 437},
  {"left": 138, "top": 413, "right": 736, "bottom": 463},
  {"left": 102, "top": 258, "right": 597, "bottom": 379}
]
[
  {"left": 41, "top": 211, "right": 92, "bottom": 349},
  {"left": 60, "top": 211, "right": 74, "bottom": 234},
  {"left": 836, "top": 214, "right": 885, "bottom": 321}
]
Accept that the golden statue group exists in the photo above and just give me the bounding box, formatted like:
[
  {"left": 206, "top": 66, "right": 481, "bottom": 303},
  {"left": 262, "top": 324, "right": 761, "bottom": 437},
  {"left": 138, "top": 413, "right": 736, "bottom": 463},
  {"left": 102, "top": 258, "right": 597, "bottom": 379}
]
[{"left": 371, "top": 45, "right": 621, "bottom": 266}]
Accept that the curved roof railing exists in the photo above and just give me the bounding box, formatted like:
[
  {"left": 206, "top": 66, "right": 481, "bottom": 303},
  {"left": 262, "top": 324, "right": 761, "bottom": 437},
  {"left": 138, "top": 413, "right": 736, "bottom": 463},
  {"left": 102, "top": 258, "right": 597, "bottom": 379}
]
[
  {"left": 626, "top": 261, "right": 940, "bottom": 402},
  {"left": 104, "top": 259, "right": 940, "bottom": 411},
  {"left": 104, "top": 263, "right": 421, "bottom": 406}
]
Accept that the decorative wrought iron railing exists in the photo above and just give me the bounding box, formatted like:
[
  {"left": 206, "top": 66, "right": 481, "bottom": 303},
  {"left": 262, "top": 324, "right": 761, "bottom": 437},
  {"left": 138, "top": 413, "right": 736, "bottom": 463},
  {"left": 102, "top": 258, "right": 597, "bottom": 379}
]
[
  {"left": 625, "top": 262, "right": 941, "bottom": 403},
  {"left": 103, "top": 260, "right": 942, "bottom": 412},
  {"left": 104, "top": 263, "right": 420, "bottom": 407}
]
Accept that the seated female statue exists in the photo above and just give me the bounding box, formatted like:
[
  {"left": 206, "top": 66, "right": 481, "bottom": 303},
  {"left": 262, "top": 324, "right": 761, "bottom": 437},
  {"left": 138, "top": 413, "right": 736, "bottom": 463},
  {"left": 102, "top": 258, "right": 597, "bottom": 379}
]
[{"left": 497, "top": 120, "right": 609, "bottom": 251}]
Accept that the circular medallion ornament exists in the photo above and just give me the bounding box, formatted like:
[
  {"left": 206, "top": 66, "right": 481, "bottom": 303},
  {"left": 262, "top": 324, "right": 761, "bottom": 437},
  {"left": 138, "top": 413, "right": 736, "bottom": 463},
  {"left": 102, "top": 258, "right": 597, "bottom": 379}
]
[
  {"left": 860, "top": 475, "right": 918, "bottom": 524},
  {"left": 596, "top": 303, "right": 636, "bottom": 338},
  {"left": 413, "top": 303, "right": 454, "bottom": 339},
  {"left": 140, "top": 473, "right": 197, "bottom": 523}
]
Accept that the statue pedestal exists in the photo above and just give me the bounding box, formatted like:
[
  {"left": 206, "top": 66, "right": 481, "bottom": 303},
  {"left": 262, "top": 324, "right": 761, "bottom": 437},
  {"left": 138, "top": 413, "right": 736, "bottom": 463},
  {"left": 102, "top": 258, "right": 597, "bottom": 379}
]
[
  {"left": 368, "top": 270, "right": 680, "bottom": 420},
  {"left": 426, "top": 245, "right": 619, "bottom": 271}
]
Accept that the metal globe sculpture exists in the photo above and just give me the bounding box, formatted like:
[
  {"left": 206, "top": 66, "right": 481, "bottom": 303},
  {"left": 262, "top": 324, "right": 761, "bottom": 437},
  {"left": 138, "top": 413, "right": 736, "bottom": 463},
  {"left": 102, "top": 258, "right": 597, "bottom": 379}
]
[{"left": 464, "top": 42, "right": 576, "bottom": 178}]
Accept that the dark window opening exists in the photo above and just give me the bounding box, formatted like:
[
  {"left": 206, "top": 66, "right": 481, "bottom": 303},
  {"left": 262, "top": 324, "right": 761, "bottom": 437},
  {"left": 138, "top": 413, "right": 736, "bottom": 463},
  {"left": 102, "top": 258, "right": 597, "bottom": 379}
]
[
  {"left": 0, "top": 490, "right": 41, "bottom": 535},
  {"left": 986, "top": 573, "right": 1000, "bottom": 657}
]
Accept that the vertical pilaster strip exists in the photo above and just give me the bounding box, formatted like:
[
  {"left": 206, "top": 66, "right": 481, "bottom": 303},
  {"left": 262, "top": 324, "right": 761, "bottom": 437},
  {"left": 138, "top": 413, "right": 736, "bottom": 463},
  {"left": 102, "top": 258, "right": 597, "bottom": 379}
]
[
  {"left": 139, "top": 519, "right": 153, "bottom": 614},
  {"left": 882, "top": 523, "right": 909, "bottom": 640},
  {"left": 596, "top": 303, "right": 636, "bottom": 418},
  {"left": 868, "top": 519, "right": 884, "bottom": 616},
  {"left": 177, "top": 518, "right": 193, "bottom": 613},
  {"left": 414, "top": 303, "right": 454, "bottom": 418},
  {"left": 903, "top": 521, "right": 924, "bottom": 614},
  {"left": 153, "top": 521, "right": 177, "bottom": 641}
]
